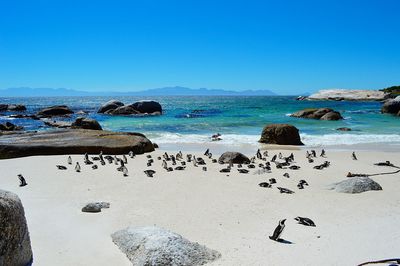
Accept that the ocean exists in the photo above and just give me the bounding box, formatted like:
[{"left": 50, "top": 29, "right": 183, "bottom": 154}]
[{"left": 1, "top": 96, "right": 399, "bottom": 148}]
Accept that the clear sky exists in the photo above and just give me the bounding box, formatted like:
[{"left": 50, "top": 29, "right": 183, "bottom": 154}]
[{"left": 0, "top": 0, "right": 399, "bottom": 95}]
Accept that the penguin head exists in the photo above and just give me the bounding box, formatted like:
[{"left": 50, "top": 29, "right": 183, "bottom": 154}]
[{"left": 280, "top": 219, "right": 286, "bottom": 225}]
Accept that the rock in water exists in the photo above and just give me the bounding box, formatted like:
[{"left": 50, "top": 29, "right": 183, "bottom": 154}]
[
  {"left": 0, "top": 190, "right": 33, "bottom": 266},
  {"left": 329, "top": 177, "right": 383, "bottom": 194},
  {"left": 259, "top": 124, "right": 303, "bottom": 145},
  {"left": 71, "top": 117, "right": 102, "bottom": 130},
  {"left": 381, "top": 96, "right": 400, "bottom": 115},
  {"left": 130, "top": 100, "right": 162, "bottom": 114},
  {"left": 111, "top": 226, "right": 221, "bottom": 266},
  {"left": 36, "top": 105, "right": 74, "bottom": 117},
  {"left": 81, "top": 202, "right": 110, "bottom": 213},
  {"left": 218, "top": 152, "right": 250, "bottom": 164},
  {"left": 291, "top": 108, "right": 343, "bottom": 120},
  {"left": 97, "top": 100, "right": 124, "bottom": 113}
]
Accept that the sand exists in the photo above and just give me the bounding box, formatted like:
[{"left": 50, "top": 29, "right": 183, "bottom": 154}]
[{"left": 1, "top": 147, "right": 400, "bottom": 266}]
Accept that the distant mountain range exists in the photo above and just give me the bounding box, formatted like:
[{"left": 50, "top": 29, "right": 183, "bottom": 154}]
[{"left": 0, "top": 86, "right": 278, "bottom": 97}]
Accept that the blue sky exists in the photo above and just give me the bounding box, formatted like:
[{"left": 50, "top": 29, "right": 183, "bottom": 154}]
[{"left": 0, "top": 0, "right": 399, "bottom": 95}]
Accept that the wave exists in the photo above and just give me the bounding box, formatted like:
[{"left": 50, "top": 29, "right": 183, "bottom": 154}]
[{"left": 148, "top": 132, "right": 400, "bottom": 147}]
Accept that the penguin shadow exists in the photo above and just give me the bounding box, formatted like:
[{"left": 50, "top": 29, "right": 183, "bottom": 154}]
[{"left": 275, "top": 238, "right": 294, "bottom": 244}]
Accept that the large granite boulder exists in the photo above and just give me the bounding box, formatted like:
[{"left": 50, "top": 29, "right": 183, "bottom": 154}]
[
  {"left": 111, "top": 226, "right": 221, "bottom": 266},
  {"left": 97, "top": 100, "right": 124, "bottom": 114},
  {"left": 307, "top": 89, "right": 388, "bottom": 101},
  {"left": 71, "top": 117, "right": 102, "bottom": 130},
  {"left": 37, "top": 105, "right": 74, "bottom": 117},
  {"left": 131, "top": 100, "right": 162, "bottom": 114},
  {"left": 0, "top": 129, "right": 154, "bottom": 159},
  {"left": 291, "top": 108, "right": 343, "bottom": 120},
  {"left": 107, "top": 105, "right": 140, "bottom": 115},
  {"left": 218, "top": 152, "right": 250, "bottom": 164},
  {"left": 0, "top": 190, "right": 33, "bottom": 266},
  {"left": 381, "top": 96, "right": 400, "bottom": 114},
  {"left": 81, "top": 202, "right": 110, "bottom": 213},
  {"left": 329, "top": 177, "right": 382, "bottom": 194},
  {"left": 0, "top": 122, "right": 23, "bottom": 131},
  {"left": 259, "top": 124, "right": 303, "bottom": 145}
]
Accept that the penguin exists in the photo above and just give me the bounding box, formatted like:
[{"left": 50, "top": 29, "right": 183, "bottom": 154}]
[
  {"left": 163, "top": 152, "right": 169, "bottom": 159},
  {"left": 247, "top": 164, "right": 256, "bottom": 169},
  {"left": 256, "top": 149, "right": 262, "bottom": 159},
  {"left": 56, "top": 165, "right": 67, "bottom": 170},
  {"left": 299, "top": 180, "right": 309, "bottom": 186},
  {"left": 212, "top": 159, "right": 218, "bottom": 163},
  {"left": 308, "top": 158, "right": 314, "bottom": 163},
  {"left": 122, "top": 155, "right": 128, "bottom": 164},
  {"left": 259, "top": 182, "right": 271, "bottom": 188},
  {"left": 320, "top": 149, "right": 326, "bottom": 157},
  {"left": 237, "top": 169, "right": 249, "bottom": 174},
  {"left": 278, "top": 152, "right": 283, "bottom": 159},
  {"left": 157, "top": 156, "right": 162, "bottom": 160},
  {"left": 147, "top": 162, "right": 152, "bottom": 167},
  {"left": 114, "top": 156, "right": 119, "bottom": 165},
  {"left": 186, "top": 154, "right": 192, "bottom": 162},
  {"left": 146, "top": 155, "right": 152, "bottom": 159},
  {"left": 175, "top": 166, "right": 185, "bottom": 170},
  {"left": 283, "top": 173, "right": 290, "bottom": 178},
  {"left": 171, "top": 155, "right": 176, "bottom": 165},
  {"left": 237, "top": 164, "right": 242, "bottom": 168},
  {"left": 100, "top": 159, "right": 106, "bottom": 166},
  {"left": 202, "top": 166, "right": 207, "bottom": 171},
  {"left": 263, "top": 151, "right": 269, "bottom": 157},
  {"left": 67, "top": 156, "right": 72, "bottom": 165},
  {"left": 204, "top": 149, "right": 210, "bottom": 156},
  {"left": 271, "top": 154, "right": 277, "bottom": 162},
  {"left": 269, "top": 219, "right": 286, "bottom": 241},
  {"left": 311, "top": 150, "right": 316, "bottom": 157},
  {"left": 306, "top": 151, "right": 310, "bottom": 158},
  {"left": 269, "top": 178, "right": 276, "bottom": 184},
  {"left": 122, "top": 166, "right": 128, "bottom": 177},
  {"left": 193, "top": 159, "right": 198, "bottom": 167},
  {"left": 219, "top": 168, "right": 230, "bottom": 173},
  {"left": 250, "top": 156, "right": 256, "bottom": 163},
  {"left": 294, "top": 216, "right": 316, "bottom": 227},
  {"left": 17, "top": 174, "right": 27, "bottom": 187},
  {"left": 128, "top": 151, "right": 134, "bottom": 158},
  {"left": 208, "top": 153, "right": 212, "bottom": 159},
  {"left": 162, "top": 160, "right": 167, "bottom": 169},
  {"left": 289, "top": 165, "right": 300, "bottom": 170},
  {"left": 181, "top": 161, "right": 186, "bottom": 166},
  {"left": 277, "top": 187, "right": 294, "bottom": 194},
  {"left": 144, "top": 170, "right": 156, "bottom": 177},
  {"left": 92, "top": 165, "right": 98, "bottom": 170},
  {"left": 229, "top": 160, "right": 234, "bottom": 169},
  {"left": 352, "top": 152, "right": 357, "bottom": 160},
  {"left": 297, "top": 183, "right": 304, "bottom": 189},
  {"left": 75, "top": 162, "right": 81, "bottom": 172}
]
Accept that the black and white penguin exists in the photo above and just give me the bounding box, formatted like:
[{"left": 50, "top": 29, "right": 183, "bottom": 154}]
[
  {"left": 75, "top": 162, "right": 81, "bottom": 172},
  {"left": 271, "top": 154, "right": 277, "bottom": 162},
  {"left": 56, "top": 165, "right": 67, "bottom": 170},
  {"left": 256, "top": 149, "right": 262, "bottom": 159},
  {"left": 122, "top": 166, "right": 128, "bottom": 176},
  {"left": 238, "top": 169, "right": 249, "bottom": 174},
  {"left": 162, "top": 160, "right": 167, "bottom": 169},
  {"left": 259, "top": 182, "right": 271, "bottom": 188},
  {"left": 67, "top": 156, "right": 72, "bottom": 165},
  {"left": 277, "top": 187, "right": 294, "bottom": 194},
  {"left": 320, "top": 149, "right": 326, "bottom": 157},
  {"left": 352, "top": 152, "right": 357, "bottom": 160},
  {"left": 122, "top": 155, "right": 128, "bottom": 164},
  {"left": 202, "top": 166, "right": 207, "bottom": 171},
  {"left": 204, "top": 149, "right": 210, "bottom": 156},
  {"left": 17, "top": 174, "right": 27, "bottom": 187},
  {"left": 294, "top": 216, "right": 316, "bottom": 227},
  {"left": 144, "top": 170, "right": 156, "bottom": 177},
  {"left": 269, "top": 219, "right": 286, "bottom": 241}
]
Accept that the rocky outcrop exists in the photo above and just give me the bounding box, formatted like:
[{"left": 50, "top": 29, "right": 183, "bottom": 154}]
[
  {"left": 218, "top": 152, "right": 250, "bottom": 164},
  {"left": 259, "top": 124, "right": 303, "bottom": 145},
  {"left": 98, "top": 100, "right": 162, "bottom": 115},
  {"left": 71, "top": 117, "right": 102, "bottom": 130},
  {"left": 37, "top": 105, "right": 74, "bottom": 117},
  {"left": 0, "top": 190, "right": 33, "bottom": 266},
  {"left": 291, "top": 108, "right": 343, "bottom": 120},
  {"left": 0, "top": 129, "right": 154, "bottom": 159},
  {"left": 0, "top": 104, "right": 27, "bottom": 112},
  {"left": 111, "top": 226, "right": 221, "bottom": 266},
  {"left": 329, "top": 177, "right": 382, "bottom": 194},
  {"left": 307, "top": 89, "right": 388, "bottom": 101},
  {"left": 42, "top": 119, "right": 72, "bottom": 128},
  {"left": 97, "top": 100, "right": 124, "bottom": 114},
  {"left": 0, "top": 122, "right": 23, "bottom": 131},
  {"left": 81, "top": 202, "right": 110, "bottom": 213},
  {"left": 381, "top": 96, "right": 400, "bottom": 115}
]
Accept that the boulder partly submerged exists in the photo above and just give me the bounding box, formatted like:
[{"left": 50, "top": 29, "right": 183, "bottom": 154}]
[
  {"left": 0, "top": 190, "right": 33, "bottom": 266},
  {"left": 329, "top": 177, "right": 382, "bottom": 194},
  {"left": 259, "top": 124, "right": 303, "bottom": 145},
  {"left": 37, "top": 105, "right": 74, "bottom": 117},
  {"left": 291, "top": 108, "right": 343, "bottom": 120},
  {"left": 98, "top": 99, "right": 162, "bottom": 115},
  {"left": 307, "top": 89, "right": 388, "bottom": 101},
  {"left": 0, "top": 129, "right": 154, "bottom": 159},
  {"left": 381, "top": 96, "right": 400, "bottom": 115},
  {"left": 111, "top": 226, "right": 221, "bottom": 266}
]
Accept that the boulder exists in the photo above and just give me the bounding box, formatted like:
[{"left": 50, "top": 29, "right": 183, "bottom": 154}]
[
  {"left": 81, "top": 202, "right": 110, "bottom": 213},
  {"left": 37, "top": 105, "right": 74, "bottom": 117},
  {"left": 329, "top": 177, "right": 382, "bottom": 194},
  {"left": 42, "top": 119, "right": 72, "bottom": 128},
  {"left": 71, "top": 117, "right": 102, "bottom": 130},
  {"left": 0, "top": 129, "right": 154, "bottom": 159},
  {"left": 108, "top": 105, "right": 140, "bottom": 115},
  {"left": 7, "top": 104, "right": 26, "bottom": 111},
  {"left": 0, "top": 190, "right": 33, "bottom": 266},
  {"left": 97, "top": 100, "right": 124, "bottom": 114},
  {"left": 291, "top": 108, "right": 343, "bottom": 120},
  {"left": 259, "top": 124, "right": 303, "bottom": 145},
  {"left": 131, "top": 100, "right": 162, "bottom": 114},
  {"left": 0, "top": 104, "right": 8, "bottom": 111},
  {"left": 0, "top": 122, "right": 23, "bottom": 131},
  {"left": 336, "top": 127, "right": 352, "bottom": 131},
  {"left": 111, "top": 226, "right": 221, "bottom": 266},
  {"left": 307, "top": 89, "right": 388, "bottom": 101},
  {"left": 218, "top": 152, "right": 250, "bottom": 164},
  {"left": 381, "top": 96, "right": 400, "bottom": 114}
]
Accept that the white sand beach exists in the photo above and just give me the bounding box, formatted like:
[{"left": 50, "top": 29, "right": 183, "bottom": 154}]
[{"left": 1, "top": 147, "right": 400, "bottom": 266}]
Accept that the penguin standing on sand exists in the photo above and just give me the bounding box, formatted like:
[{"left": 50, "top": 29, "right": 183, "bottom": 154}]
[
  {"left": 269, "top": 219, "right": 286, "bottom": 241},
  {"left": 17, "top": 174, "right": 27, "bottom": 187},
  {"left": 67, "top": 156, "right": 72, "bottom": 165},
  {"left": 75, "top": 162, "right": 81, "bottom": 172},
  {"left": 256, "top": 149, "right": 262, "bottom": 159},
  {"left": 123, "top": 155, "right": 128, "bottom": 164},
  {"left": 352, "top": 152, "right": 357, "bottom": 160}
]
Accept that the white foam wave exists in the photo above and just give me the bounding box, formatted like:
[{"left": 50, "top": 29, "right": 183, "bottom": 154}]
[{"left": 149, "top": 132, "right": 400, "bottom": 147}]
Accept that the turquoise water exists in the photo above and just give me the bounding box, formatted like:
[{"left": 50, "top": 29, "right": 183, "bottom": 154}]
[{"left": 1, "top": 96, "right": 399, "bottom": 146}]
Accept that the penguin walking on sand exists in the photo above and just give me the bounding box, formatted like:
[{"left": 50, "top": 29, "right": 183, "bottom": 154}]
[
  {"left": 320, "top": 149, "right": 326, "bottom": 157},
  {"left": 122, "top": 166, "right": 129, "bottom": 177},
  {"left": 204, "top": 149, "right": 210, "bottom": 156},
  {"left": 269, "top": 219, "right": 286, "bottom": 241},
  {"left": 67, "top": 156, "right": 72, "bottom": 165},
  {"left": 278, "top": 152, "right": 283, "bottom": 159},
  {"left": 123, "top": 155, "right": 128, "bottom": 164},
  {"left": 162, "top": 160, "right": 167, "bottom": 170},
  {"left": 129, "top": 151, "right": 134, "bottom": 158},
  {"left": 352, "top": 152, "right": 357, "bottom": 160},
  {"left": 271, "top": 154, "right": 277, "bottom": 162},
  {"left": 295, "top": 216, "right": 316, "bottom": 227},
  {"left": 256, "top": 149, "right": 262, "bottom": 159},
  {"left": 17, "top": 174, "right": 27, "bottom": 187},
  {"left": 75, "top": 162, "right": 81, "bottom": 172}
]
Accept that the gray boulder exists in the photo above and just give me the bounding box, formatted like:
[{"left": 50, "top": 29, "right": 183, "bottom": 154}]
[
  {"left": 218, "top": 152, "right": 250, "bottom": 164},
  {"left": 37, "top": 105, "right": 74, "bottom": 117},
  {"left": 108, "top": 105, "right": 140, "bottom": 115},
  {"left": 81, "top": 202, "right": 110, "bottom": 213},
  {"left": 0, "top": 190, "right": 33, "bottom": 266},
  {"left": 97, "top": 100, "right": 124, "bottom": 114},
  {"left": 0, "top": 104, "right": 26, "bottom": 112},
  {"left": 131, "top": 101, "right": 162, "bottom": 114},
  {"left": 0, "top": 122, "right": 23, "bottom": 131},
  {"left": 259, "top": 124, "right": 303, "bottom": 145},
  {"left": 72, "top": 117, "right": 102, "bottom": 130},
  {"left": 291, "top": 108, "right": 343, "bottom": 120},
  {"left": 381, "top": 96, "right": 400, "bottom": 114},
  {"left": 329, "top": 177, "right": 382, "bottom": 194},
  {"left": 111, "top": 226, "right": 221, "bottom": 266}
]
